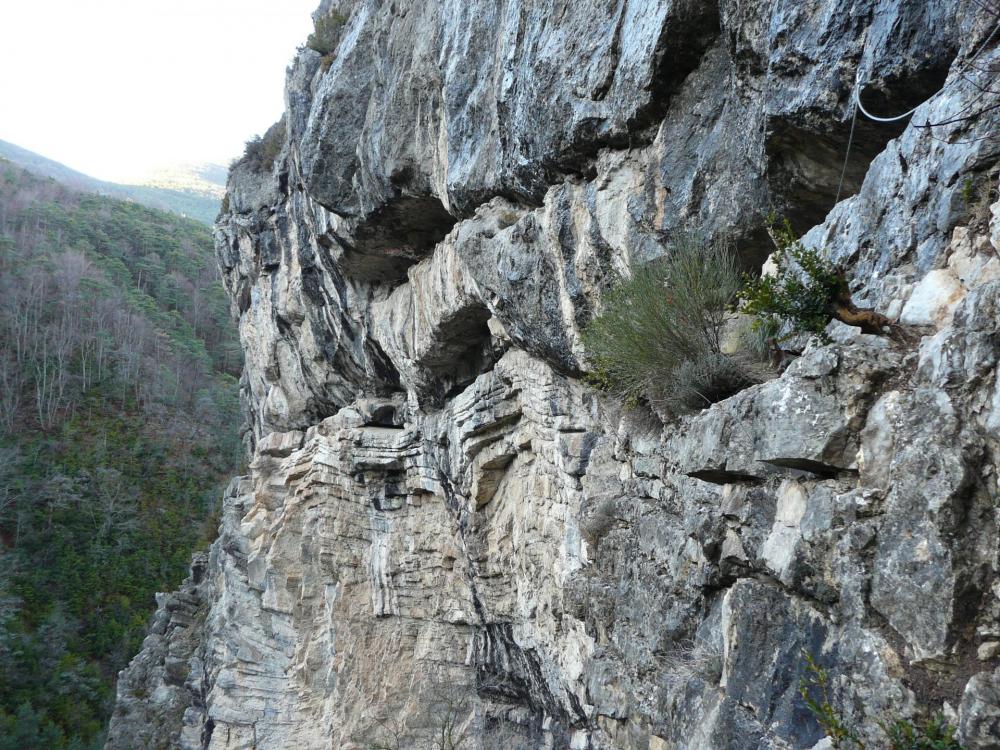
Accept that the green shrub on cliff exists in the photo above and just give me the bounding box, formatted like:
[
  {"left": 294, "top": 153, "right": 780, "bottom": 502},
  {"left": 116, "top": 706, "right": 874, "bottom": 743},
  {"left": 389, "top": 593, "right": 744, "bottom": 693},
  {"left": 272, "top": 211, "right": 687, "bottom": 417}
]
[
  {"left": 800, "top": 653, "right": 966, "bottom": 749},
  {"left": 582, "top": 236, "right": 758, "bottom": 412},
  {"left": 737, "top": 219, "right": 847, "bottom": 339},
  {"left": 307, "top": 10, "right": 348, "bottom": 56},
  {"left": 240, "top": 117, "right": 286, "bottom": 174},
  {"left": 737, "top": 218, "right": 895, "bottom": 340}
]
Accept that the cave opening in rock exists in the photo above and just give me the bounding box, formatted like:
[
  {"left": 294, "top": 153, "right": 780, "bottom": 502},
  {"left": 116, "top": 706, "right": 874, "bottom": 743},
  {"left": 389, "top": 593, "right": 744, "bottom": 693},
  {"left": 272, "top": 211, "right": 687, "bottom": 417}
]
[
  {"left": 767, "top": 55, "right": 956, "bottom": 236},
  {"left": 419, "top": 306, "right": 497, "bottom": 407},
  {"left": 338, "top": 195, "right": 458, "bottom": 283}
]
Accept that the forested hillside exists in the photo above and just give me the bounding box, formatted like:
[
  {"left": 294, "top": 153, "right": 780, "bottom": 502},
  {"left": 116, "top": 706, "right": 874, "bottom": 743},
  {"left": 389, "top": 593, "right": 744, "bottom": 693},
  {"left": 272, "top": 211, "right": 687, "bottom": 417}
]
[{"left": 0, "top": 161, "right": 241, "bottom": 749}]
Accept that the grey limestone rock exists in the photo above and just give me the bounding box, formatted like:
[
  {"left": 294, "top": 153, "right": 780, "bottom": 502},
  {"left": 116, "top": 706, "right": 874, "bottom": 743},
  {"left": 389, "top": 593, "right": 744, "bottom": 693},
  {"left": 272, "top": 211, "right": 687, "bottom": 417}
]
[{"left": 109, "top": 1, "right": 1000, "bottom": 748}]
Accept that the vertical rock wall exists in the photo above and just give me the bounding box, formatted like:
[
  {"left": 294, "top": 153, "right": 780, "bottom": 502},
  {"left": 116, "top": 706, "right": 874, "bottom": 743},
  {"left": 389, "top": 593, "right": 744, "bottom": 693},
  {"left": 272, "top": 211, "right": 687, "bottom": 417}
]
[{"left": 108, "top": 1, "right": 1000, "bottom": 748}]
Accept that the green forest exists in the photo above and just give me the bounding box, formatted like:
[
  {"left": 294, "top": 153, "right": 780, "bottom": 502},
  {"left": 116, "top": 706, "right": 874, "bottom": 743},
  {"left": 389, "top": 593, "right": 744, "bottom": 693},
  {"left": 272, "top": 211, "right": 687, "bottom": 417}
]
[{"left": 0, "top": 161, "right": 242, "bottom": 749}]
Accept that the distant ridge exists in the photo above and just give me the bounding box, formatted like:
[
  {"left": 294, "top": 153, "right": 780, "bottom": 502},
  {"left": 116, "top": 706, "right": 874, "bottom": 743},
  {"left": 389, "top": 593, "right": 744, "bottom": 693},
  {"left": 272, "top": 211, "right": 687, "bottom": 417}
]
[
  {"left": 138, "top": 162, "right": 228, "bottom": 200},
  {"left": 0, "top": 139, "right": 224, "bottom": 225}
]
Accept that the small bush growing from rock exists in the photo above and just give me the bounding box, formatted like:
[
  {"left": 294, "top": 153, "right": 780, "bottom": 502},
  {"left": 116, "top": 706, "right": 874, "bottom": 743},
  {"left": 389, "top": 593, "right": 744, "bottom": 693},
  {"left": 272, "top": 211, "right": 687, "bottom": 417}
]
[
  {"left": 738, "top": 219, "right": 895, "bottom": 339},
  {"left": 800, "top": 653, "right": 966, "bottom": 750},
  {"left": 662, "top": 637, "right": 723, "bottom": 689},
  {"left": 580, "top": 496, "right": 619, "bottom": 549},
  {"left": 307, "top": 10, "right": 348, "bottom": 56},
  {"left": 669, "top": 351, "right": 761, "bottom": 410},
  {"left": 240, "top": 118, "right": 286, "bottom": 173},
  {"left": 882, "top": 717, "right": 966, "bottom": 750},
  {"left": 738, "top": 219, "right": 848, "bottom": 338},
  {"left": 582, "top": 236, "right": 759, "bottom": 412}
]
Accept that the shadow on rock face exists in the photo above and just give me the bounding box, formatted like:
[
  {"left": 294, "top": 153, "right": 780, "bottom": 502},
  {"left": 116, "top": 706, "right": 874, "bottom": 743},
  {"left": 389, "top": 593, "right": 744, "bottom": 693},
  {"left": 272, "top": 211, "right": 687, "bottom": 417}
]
[
  {"left": 767, "top": 56, "right": 955, "bottom": 238},
  {"left": 336, "top": 194, "right": 458, "bottom": 283}
]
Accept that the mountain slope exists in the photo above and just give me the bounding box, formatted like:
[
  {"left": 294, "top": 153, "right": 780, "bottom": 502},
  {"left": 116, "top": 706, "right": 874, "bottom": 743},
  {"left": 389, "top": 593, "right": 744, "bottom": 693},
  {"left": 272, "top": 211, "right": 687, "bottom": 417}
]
[
  {"left": 0, "top": 140, "right": 224, "bottom": 225},
  {"left": 135, "top": 162, "right": 227, "bottom": 200},
  {"left": 0, "top": 162, "right": 241, "bottom": 750}
]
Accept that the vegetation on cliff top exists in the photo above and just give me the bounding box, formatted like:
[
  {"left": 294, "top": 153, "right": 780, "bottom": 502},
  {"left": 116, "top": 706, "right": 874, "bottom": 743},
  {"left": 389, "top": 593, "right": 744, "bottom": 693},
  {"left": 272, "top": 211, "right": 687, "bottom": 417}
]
[
  {"left": 307, "top": 9, "right": 348, "bottom": 56},
  {"left": 238, "top": 117, "right": 287, "bottom": 175},
  {"left": 0, "top": 162, "right": 242, "bottom": 749}
]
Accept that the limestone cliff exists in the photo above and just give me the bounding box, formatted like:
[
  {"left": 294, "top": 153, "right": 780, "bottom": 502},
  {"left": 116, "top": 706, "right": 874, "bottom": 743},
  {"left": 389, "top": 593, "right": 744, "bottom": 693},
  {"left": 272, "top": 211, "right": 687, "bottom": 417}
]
[{"left": 107, "top": 1, "right": 1000, "bottom": 748}]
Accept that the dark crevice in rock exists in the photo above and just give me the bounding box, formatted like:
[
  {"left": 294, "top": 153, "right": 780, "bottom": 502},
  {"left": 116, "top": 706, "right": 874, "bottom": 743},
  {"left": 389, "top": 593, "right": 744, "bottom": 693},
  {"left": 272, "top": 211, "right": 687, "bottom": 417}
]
[
  {"left": 634, "top": 3, "right": 722, "bottom": 135},
  {"left": 771, "top": 54, "right": 958, "bottom": 235},
  {"left": 474, "top": 622, "right": 583, "bottom": 736},
  {"left": 367, "top": 339, "right": 405, "bottom": 393},
  {"left": 367, "top": 469, "right": 408, "bottom": 511},
  {"left": 760, "top": 458, "right": 854, "bottom": 479},
  {"left": 236, "top": 283, "right": 252, "bottom": 314},
  {"left": 688, "top": 468, "right": 762, "bottom": 485},
  {"left": 202, "top": 718, "right": 215, "bottom": 749},
  {"left": 358, "top": 398, "right": 406, "bottom": 428},
  {"left": 338, "top": 195, "right": 458, "bottom": 282},
  {"left": 418, "top": 308, "right": 497, "bottom": 408},
  {"left": 766, "top": 122, "right": 876, "bottom": 236},
  {"left": 765, "top": 116, "right": 903, "bottom": 237},
  {"left": 728, "top": 223, "right": 778, "bottom": 280}
]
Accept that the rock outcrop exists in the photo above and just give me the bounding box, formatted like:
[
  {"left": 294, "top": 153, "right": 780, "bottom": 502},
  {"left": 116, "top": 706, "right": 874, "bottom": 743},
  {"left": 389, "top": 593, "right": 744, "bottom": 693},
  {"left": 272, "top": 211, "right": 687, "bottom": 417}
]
[{"left": 108, "top": 1, "right": 1000, "bottom": 748}]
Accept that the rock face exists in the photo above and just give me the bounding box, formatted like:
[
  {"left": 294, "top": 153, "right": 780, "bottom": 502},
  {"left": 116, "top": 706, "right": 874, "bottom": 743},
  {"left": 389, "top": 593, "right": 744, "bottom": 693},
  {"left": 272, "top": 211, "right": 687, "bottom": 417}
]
[{"left": 107, "top": 1, "right": 1000, "bottom": 748}]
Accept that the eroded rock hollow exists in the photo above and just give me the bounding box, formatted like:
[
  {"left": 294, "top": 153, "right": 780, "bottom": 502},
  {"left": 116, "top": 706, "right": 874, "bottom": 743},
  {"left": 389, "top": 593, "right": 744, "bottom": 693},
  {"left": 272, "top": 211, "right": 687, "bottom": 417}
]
[{"left": 107, "top": 1, "right": 1000, "bottom": 748}]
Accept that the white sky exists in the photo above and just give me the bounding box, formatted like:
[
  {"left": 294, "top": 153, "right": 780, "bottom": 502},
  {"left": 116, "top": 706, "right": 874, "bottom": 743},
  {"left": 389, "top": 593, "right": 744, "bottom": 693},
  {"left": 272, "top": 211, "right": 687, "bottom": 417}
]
[{"left": 0, "top": 0, "right": 319, "bottom": 182}]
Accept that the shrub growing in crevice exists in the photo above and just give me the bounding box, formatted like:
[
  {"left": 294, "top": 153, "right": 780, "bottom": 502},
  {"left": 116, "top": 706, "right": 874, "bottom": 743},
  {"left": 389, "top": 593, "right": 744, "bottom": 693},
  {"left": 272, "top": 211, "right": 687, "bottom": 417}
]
[
  {"left": 737, "top": 219, "right": 896, "bottom": 340},
  {"left": 800, "top": 653, "right": 966, "bottom": 750},
  {"left": 662, "top": 637, "right": 724, "bottom": 689},
  {"left": 580, "top": 496, "right": 619, "bottom": 549},
  {"left": 582, "top": 236, "right": 761, "bottom": 413},
  {"left": 669, "top": 351, "right": 761, "bottom": 411},
  {"left": 240, "top": 117, "right": 286, "bottom": 174}
]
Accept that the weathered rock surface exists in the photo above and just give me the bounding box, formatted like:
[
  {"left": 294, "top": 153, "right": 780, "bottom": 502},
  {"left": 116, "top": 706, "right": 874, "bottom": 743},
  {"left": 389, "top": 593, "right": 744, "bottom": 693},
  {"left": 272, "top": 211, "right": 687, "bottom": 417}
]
[{"left": 108, "top": 1, "right": 1000, "bottom": 748}]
